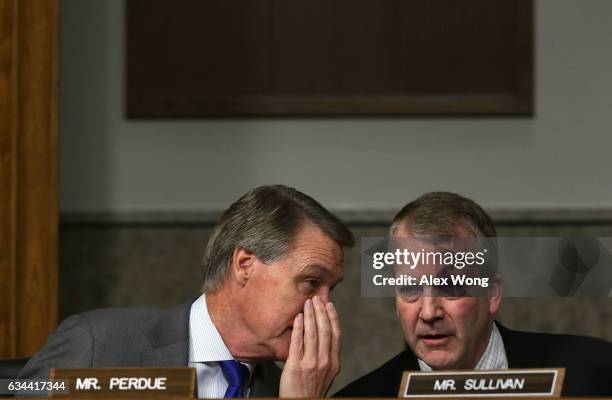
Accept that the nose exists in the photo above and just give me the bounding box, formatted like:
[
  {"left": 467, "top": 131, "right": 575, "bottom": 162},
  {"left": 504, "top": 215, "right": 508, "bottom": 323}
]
[
  {"left": 419, "top": 295, "right": 444, "bottom": 323},
  {"left": 316, "top": 289, "right": 330, "bottom": 304}
]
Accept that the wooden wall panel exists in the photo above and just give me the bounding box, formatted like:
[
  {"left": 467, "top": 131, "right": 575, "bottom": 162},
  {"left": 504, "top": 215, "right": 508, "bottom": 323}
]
[
  {"left": 0, "top": 0, "right": 18, "bottom": 358},
  {"left": 127, "top": 0, "right": 533, "bottom": 117},
  {"left": 15, "top": 0, "right": 60, "bottom": 357},
  {"left": 0, "top": 0, "right": 59, "bottom": 358}
]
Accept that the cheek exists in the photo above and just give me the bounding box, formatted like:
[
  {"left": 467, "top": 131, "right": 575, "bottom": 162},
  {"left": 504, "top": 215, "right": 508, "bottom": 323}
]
[
  {"left": 452, "top": 299, "right": 478, "bottom": 315},
  {"left": 247, "top": 266, "right": 312, "bottom": 332},
  {"left": 448, "top": 299, "right": 486, "bottom": 335},
  {"left": 244, "top": 275, "right": 285, "bottom": 323},
  {"left": 258, "top": 281, "right": 306, "bottom": 327},
  {"left": 396, "top": 301, "right": 418, "bottom": 337}
]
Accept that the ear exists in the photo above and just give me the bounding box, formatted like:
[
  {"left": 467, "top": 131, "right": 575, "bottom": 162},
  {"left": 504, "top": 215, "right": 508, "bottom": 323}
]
[
  {"left": 488, "top": 274, "right": 503, "bottom": 315},
  {"left": 230, "top": 247, "right": 257, "bottom": 286}
]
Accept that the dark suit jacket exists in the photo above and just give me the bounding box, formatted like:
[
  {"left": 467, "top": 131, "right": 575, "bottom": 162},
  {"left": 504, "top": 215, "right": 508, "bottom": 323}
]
[
  {"left": 334, "top": 323, "right": 612, "bottom": 397},
  {"left": 18, "top": 301, "right": 282, "bottom": 397}
]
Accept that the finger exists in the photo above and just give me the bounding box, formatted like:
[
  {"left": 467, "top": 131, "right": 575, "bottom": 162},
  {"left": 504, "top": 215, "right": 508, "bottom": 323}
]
[
  {"left": 303, "top": 298, "right": 318, "bottom": 362},
  {"left": 327, "top": 302, "right": 342, "bottom": 374},
  {"left": 313, "top": 295, "right": 332, "bottom": 363},
  {"left": 287, "top": 313, "right": 304, "bottom": 363}
]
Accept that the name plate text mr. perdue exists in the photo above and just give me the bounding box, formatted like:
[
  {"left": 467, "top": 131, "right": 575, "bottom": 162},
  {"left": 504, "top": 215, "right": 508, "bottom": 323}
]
[
  {"left": 49, "top": 367, "right": 195, "bottom": 398},
  {"left": 399, "top": 368, "right": 565, "bottom": 398}
]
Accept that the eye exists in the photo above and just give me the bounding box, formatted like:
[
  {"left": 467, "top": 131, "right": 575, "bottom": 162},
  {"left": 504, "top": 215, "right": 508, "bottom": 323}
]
[
  {"left": 299, "top": 277, "right": 321, "bottom": 293},
  {"left": 433, "top": 283, "right": 467, "bottom": 298},
  {"left": 306, "top": 278, "right": 320, "bottom": 287},
  {"left": 397, "top": 285, "right": 422, "bottom": 302}
]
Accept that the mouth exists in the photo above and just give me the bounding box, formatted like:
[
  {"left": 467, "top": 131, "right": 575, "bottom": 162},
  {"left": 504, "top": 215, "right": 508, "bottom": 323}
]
[{"left": 418, "top": 333, "right": 452, "bottom": 347}]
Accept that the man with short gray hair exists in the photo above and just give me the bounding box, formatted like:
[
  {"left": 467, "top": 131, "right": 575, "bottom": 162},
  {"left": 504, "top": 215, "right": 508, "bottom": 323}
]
[
  {"left": 336, "top": 191, "right": 612, "bottom": 397},
  {"left": 19, "top": 185, "right": 354, "bottom": 398}
]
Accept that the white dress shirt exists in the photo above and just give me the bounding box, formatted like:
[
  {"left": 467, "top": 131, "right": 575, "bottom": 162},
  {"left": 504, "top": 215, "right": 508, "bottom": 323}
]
[
  {"left": 418, "top": 322, "right": 508, "bottom": 371},
  {"left": 188, "top": 294, "right": 254, "bottom": 398}
]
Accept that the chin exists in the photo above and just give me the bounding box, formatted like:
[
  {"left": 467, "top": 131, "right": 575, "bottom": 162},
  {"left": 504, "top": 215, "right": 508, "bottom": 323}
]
[
  {"left": 420, "top": 351, "right": 459, "bottom": 370},
  {"left": 276, "top": 350, "right": 289, "bottom": 362},
  {"left": 271, "top": 345, "right": 291, "bottom": 362},
  {"left": 268, "top": 335, "right": 291, "bottom": 361}
]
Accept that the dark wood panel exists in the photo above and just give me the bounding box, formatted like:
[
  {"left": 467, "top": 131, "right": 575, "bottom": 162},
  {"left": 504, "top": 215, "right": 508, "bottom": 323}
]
[
  {"left": 0, "top": 0, "right": 59, "bottom": 358},
  {"left": 15, "top": 0, "right": 59, "bottom": 357},
  {"left": 127, "top": 0, "right": 533, "bottom": 117},
  {"left": 0, "top": 0, "right": 18, "bottom": 358}
]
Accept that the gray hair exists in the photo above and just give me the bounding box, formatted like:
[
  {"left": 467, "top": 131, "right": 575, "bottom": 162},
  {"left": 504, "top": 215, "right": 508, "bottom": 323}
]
[
  {"left": 390, "top": 192, "right": 498, "bottom": 274},
  {"left": 201, "top": 185, "right": 355, "bottom": 292},
  {"left": 390, "top": 192, "right": 497, "bottom": 238}
]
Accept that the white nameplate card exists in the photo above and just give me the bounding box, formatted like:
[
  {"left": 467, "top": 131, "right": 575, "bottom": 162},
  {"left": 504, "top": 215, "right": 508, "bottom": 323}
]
[{"left": 399, "top": 368, "right": 565, "bottom": 398}]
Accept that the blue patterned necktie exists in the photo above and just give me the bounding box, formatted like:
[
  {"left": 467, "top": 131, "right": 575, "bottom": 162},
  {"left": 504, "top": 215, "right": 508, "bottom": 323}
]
[{"left": 219, "top": 360, "right": 250, "bottom": 398}]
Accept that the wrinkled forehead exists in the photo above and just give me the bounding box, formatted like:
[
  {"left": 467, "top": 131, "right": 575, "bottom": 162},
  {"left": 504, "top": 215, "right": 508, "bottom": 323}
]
[
  {"left": 390, "top": 235, "right": 484, "bottom": 257},
  {"left": 392, "top": 219, "right": 478, "bottom": 239},
  {"left": 289, "top": 223, "right": 345, "bottom": 273}
]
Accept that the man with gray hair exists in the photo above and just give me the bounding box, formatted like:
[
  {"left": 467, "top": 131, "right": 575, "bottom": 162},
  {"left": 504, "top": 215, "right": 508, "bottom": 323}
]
[
  {"left": 336, "top": 191, "right": 612, "bottom": 397},
  {"left": 19, "top": 185, "right": 354, "bottom": 398}
]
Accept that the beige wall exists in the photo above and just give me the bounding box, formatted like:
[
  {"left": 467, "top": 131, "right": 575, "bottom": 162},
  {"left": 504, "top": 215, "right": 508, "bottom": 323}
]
[{"left": 60, "top": 0, "right": 612, "bottom": 213}]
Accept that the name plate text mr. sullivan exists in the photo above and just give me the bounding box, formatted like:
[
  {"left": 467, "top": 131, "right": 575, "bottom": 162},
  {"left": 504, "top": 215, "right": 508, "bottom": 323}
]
[{"left": 399, "top": 368, "right": 565, "bottom": 398}]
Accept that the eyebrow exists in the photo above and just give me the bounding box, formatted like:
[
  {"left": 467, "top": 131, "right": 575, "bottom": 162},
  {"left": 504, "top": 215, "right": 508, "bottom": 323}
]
[{"left": 298, "top": 265, "right": 343, "bottom": 284}]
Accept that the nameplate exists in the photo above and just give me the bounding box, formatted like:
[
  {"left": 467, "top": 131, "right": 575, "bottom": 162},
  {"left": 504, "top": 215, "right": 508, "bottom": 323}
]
[
  {"left": 49, "top": 367, "right": 195, "bottom": 398},
  {"left": 399, "top": 368, "right": 565, "bottom": 398}
]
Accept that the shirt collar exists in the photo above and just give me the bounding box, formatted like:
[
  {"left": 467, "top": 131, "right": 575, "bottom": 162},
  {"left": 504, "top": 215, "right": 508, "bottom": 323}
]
[
  {"left": 188, "top": 294, "right": 255, "bottom": 375},
  {"left": 418, "top": 322, "right": 508, "bottom": 371}
]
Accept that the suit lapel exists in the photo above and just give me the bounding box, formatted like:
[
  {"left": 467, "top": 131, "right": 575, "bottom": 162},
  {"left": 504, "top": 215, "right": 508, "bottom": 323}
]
[
  {"left": 403, "top": 349, "right": 420, "bottom": 371},
  {"left": 142, "top": 297, "right": 282, "bottom": 395},
  {"left": 144, "top": 300, "right": 194, "bottom": 366},
  {"left": 250, "top": 362, "right": 282, "bottom": 397},
  {"left": 496, "top": 322, "right": 543, "bottom": 368}
]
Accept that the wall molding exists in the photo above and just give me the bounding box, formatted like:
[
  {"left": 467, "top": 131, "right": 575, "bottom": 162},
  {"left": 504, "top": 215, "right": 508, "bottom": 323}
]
[{"left": 60, "top": 208, "right": 612, "bottom": 226}]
